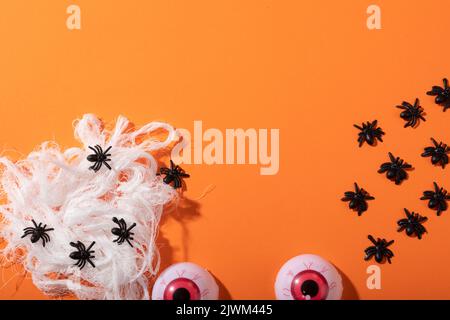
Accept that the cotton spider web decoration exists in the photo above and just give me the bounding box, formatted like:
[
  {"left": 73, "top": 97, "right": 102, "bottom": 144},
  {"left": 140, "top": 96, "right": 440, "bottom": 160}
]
[{"left": 0, "top": 114, "right": 181, "bottom": 300}]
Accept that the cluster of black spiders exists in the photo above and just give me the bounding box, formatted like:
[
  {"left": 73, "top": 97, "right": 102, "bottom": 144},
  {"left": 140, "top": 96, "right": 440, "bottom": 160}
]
[
  {"left": 21, "top": 217, "right": 137, "bottom": 270},
  {"left": 19, "top": 147, "right": 190, "bottom": 270},
  {"left": 342, "top": 78, "right": 449, "bottom": 264}
]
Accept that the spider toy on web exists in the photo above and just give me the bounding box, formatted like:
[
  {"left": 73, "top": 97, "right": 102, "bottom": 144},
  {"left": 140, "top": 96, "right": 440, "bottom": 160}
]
[{"left": 21, "top": 220, "right": 54, "bottom": 247}]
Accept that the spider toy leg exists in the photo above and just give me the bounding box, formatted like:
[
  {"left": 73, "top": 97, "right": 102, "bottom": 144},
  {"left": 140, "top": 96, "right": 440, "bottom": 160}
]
[
  {"left": 180, "top": 172, "right": 190, "bottom": 178},
  {"left": 30, "top": 219, "right": 38, "bottom": 227},
  {"left": 112, "top": 217, "right": 120, "bottom": 226},
  {"left": 163, "top": 175, "right": 175, "bottom": 185},
  {"left": 127, "top": 223, "right": 136, "bottom": 232},
  {"left": 86, "top": 241, "right": 95, "bottom": 252},
  {"left": 103, "top": 161, "right": 112, "bottom": 170},
  {"left": 95, "top": 161, "right": 104, "bottom": 172},
  {"left": 438, "top": 201, "right": 447, "bottom": 216},
  {"left": 78, "top": 241, "right": 86, "bottom": 252},
  {"left": 21, "top": 227, "right": 34, "bottom": 233},
  {"left": 441, "top": 155, "right": 449, "bottom": 168},
  {"left": 173, "top": 176, "right": 182, "bottom": 189},
  {"left": 90, "top": 161, "right": 100, "bottom": 172},
  {"left": 118, "top": 218, "right": 127, "bottom": 230},
  {"left": 158, "top": 167, "right": 170, "bottom": 175},
  {"left": 368, "top": 235, "right": 378, "bottom": 245},
  {"left": 397, "top": 221, "right": 407, "bottom": 232},
  {"left": 383, "top": 250, "right": 394, "bottom": 264},
  {"left": 89, "top": 146, "right": 99, "bottom": 155},
  {"left": 356, "top": 201, "right": 368, "bottom": 216},
  {"left": 357, "top": 135, "right": 365, "bottom": 147},
  {"left": 395, "top": 170, "right": 407, "bottom": 185},
  {"left": 87, "top": 258, "right": 95, "bottom": 268},
  {"left": 385, "top": 239, "right": 394, "bottom": 247},
  {"left": 21, "top": 231, "right": 34, "bottom": 238},
  {"left": 41, "top": 236, "right": 48, "bottom": 247},
  {"left": 43, "top": 233, "right": 51, "bottom": 242},
  {"left": 364, "top": 248, "right": 377, "bottom": 261}
]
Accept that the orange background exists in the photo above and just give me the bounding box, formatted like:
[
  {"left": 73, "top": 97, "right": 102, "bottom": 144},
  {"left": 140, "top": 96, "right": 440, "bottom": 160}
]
[{"left": 0, "top": 0, "right": 449, "bottom": 300}]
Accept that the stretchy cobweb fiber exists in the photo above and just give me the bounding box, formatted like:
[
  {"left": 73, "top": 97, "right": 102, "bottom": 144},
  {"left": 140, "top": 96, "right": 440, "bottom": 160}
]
[{"left": 0, "top": 114, "right": 181, "bottom": 300}]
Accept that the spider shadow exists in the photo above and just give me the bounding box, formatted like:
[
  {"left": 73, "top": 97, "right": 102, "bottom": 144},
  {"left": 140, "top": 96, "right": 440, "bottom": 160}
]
[
  {"left": 157, "top": 197, "right": 202, "bottom": 273},
  {"left": 366, "top": 140, "right": 381, "bottom": 148},
  {"left": 335, "top": 267, "right": 359, "bottom": 300}
]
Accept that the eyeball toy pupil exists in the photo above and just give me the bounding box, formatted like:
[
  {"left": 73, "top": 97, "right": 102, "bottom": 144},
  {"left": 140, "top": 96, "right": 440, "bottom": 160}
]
[
  {"left": 163, "top": 277, "right": 201, "bottom": 300},
  {"left": 301, "top": 280, "right": 319, "bottom": 297},
  {"left": 291, "top": 270, "right": 329, "bottom": 300},
  {"left": 173, "top": 288, "right": 191, "bottom": 301}
]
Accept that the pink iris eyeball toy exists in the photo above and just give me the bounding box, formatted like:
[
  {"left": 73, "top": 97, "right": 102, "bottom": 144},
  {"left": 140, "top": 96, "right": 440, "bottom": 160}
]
[
  {"left": 275, "top": 254, "right": 343, "bottom": 300},
  {"left": 152, "top": 262, "right": 219, "bottom": 300}
]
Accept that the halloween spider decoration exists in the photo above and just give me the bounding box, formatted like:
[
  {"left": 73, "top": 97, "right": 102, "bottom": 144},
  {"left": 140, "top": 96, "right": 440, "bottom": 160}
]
[
  {"left": 427, "top": 78, "right": 450, "bottom": 111},
  {"left": 397, "top": 208, "right": 427, "bottom": 240},
  {"left": 341, "top": 182, "right": 375, "bottom": 216},
  {"left": 87, "top": 145, "right": 112, "bottom": 172},
  {"left": 21, "top": 219, "right": 54, "bottom": 247},
  {"left": 69, "top": 241, "right": 96, "bottom": 270},
  {"left": 396, "top": 98, "right": 426, "bottom": 128},
  {"left": 111, "top": 217, "right": 136, "bottom": 247},
  {"left": 378, "top": 152, "right": 412, "bottom": 185},
  {"left": 420, "top": 182, "right": 450, "bottom": 216},
  {"left": 421, "top": 138, "right": 449, "bottom": 169},
  {"left": 364, "top": 235, "right": 394, "bottom": 264},
  {"left": 353, "top": 120, "right": 385, "bottom": 147},
  {"left": 158, "top": 160, "right": 190, "bottom": 189}
]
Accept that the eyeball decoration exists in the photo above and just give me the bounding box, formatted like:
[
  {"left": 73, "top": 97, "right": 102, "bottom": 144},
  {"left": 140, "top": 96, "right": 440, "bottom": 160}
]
[
  {"left": 152, "top": 262, "right": 219, "bottom": 300},
  {"left": 275, "top": 254, "right": 343, "bottom": 300}
]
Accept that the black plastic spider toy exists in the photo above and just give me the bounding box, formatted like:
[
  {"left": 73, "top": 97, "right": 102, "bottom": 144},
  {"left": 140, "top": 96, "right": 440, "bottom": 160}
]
[
  {"left": 396, "top": 98, "right": 426, "bottom": 128},
  {"left": 111, "top": 217, "right": 136, "bottom": 247},
  {"left": 353, "top": 120, "right": 385, "bottom": 147},
  {"left": 158, "top": 160, "right": 190, "bottom": 189},
  {"left": 420, "top": 182, "right": 450, "bottom": 216},
  {"left": 378, "top": 152, "right": 412, "bottom": 185},
  {"left": 421, "top": 138, "right": 449, "bottom": 169},
  {"left": 341, "top": 182, "right": 375, "bottom": 216},
  {"left": 21, "top": 220, "right": 54, "bottom": 247},
  {"left": 427, "top": 78, "right": 450, "bottom": 111},
  {"left": 87, "top": 145, "right": 112, "bottom": 172},
  {"left": 69, "top": 241, "right": 96, "bottom": 270},
  {"left": 364, "top": 235, "right": 394, "bottom": 264},
  {"left": 397, "top": 208, "right": 427, "bottom": 240}
]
